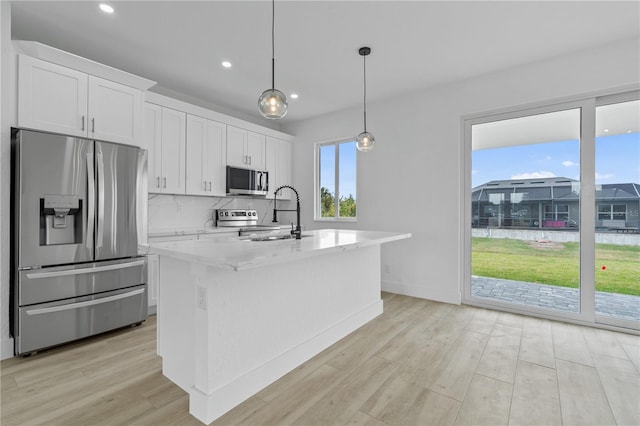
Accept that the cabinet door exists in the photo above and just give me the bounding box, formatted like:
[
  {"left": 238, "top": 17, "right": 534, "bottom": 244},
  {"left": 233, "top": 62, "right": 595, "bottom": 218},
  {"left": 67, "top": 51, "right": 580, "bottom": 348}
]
[
  {"left": 186, "top": 114, "right": 207, "bottom": 195},
  {"left": 146, "top": 254, "right": 159, "bottom": 309},
  {"left": 265, "top": 137, "right": 278, "bottom": 196},
  {"left": 247, "top": 131, "right": 266, "bottom": 169},
  {"left": 266, "top": 137, "right": 292, "bottom": 200},
  {"left": 226, "top": 125, "right": 248, "bottom": 168},
  {"left": 143, "top": 103, "right": 162, "bottom": 193},
  {"left": 18, "top": 55, "right": 88, "bottom": 137},
  {"left": 277, "top": 139, "right": 292, "bottom": 200},
  {"left": 160, "top": 107, "right": 186, "bottom": 194},
  {"left": 206, "top": 120, "right": 227, "bottom": 196},
  {"left": 88, "top": 76, "right": 142, "bottom": 146}
]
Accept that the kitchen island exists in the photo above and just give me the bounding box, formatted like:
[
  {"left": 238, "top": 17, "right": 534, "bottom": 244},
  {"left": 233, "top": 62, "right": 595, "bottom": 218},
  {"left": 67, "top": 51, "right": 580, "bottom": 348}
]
[{"left": 149, "top": 229, "right": 411, "bottom": 424}]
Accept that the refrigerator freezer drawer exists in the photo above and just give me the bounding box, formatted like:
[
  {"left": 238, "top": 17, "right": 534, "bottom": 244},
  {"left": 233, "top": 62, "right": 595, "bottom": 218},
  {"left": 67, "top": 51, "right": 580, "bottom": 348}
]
[
  {"left": 19, "top": 258, "right": 147, "bottom": 306},
  {"left": 16, "top": 285, "right": 147, "bottom": 355}
]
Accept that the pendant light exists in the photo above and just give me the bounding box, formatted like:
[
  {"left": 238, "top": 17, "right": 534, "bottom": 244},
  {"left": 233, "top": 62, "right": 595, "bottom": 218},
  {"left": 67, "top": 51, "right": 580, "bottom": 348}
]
[
  {"left": 258, "top": 0, "right": 287, "bottom": 119},
  {"left": 356, "top": 46, "right": 375, "bottom": 152}
]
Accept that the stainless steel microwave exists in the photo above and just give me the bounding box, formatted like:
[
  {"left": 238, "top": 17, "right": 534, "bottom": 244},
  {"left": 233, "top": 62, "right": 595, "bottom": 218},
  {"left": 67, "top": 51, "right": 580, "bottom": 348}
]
[{"left": 226, "top": 166, "right": 269, "bottom": 196}]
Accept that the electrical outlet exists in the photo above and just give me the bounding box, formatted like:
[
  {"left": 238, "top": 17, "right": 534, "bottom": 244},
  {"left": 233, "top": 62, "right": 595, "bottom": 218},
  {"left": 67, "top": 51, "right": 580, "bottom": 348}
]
[{"left": 197, "top": 286, "right": 207, "bottom": 310}]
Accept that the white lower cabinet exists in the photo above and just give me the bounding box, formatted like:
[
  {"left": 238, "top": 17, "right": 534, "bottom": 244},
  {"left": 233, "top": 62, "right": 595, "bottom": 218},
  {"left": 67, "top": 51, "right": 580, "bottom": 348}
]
[
  {"left": 147, "top": 254, "right": 159, "bottom": 310},
  {"left": 186, "top": 114, "right": 227, "bottom": 196}
]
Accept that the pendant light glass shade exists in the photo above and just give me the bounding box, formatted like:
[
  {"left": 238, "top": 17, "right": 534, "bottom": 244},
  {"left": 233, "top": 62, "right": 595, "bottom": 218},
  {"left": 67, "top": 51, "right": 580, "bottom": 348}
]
[
  {"left": 356, "top": 46, "right": 374, "bottom": 152},
  {"left": 356, "top": 131, "right": 375, "bottom": 152},
  {"left": 259, "top": 88, "right": 288, "bottom": 119},
  {"left": 258, "top": 0, "right": 287, "bottom": 119}
]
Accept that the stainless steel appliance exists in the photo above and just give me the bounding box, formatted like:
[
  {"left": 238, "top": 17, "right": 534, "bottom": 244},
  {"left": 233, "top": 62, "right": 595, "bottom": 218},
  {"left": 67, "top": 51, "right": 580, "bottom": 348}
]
[
  {"left": 11, "top": 129, "right": 148, "bottom": 355},
  {"left": 216, "top": 209, "right": 280, "bottom": 235},
  {"left": 226, "top": 166, "right": 269, "bottom": 196}
]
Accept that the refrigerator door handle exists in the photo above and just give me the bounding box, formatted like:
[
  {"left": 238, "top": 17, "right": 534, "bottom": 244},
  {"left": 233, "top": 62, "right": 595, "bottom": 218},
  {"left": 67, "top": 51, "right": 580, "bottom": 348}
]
[
  {"left": 25, "top": 259, "right": 145, "bottom": 279},
  {"left": 25, "top": 288, "right": 145, "bottom": 316},
  {"left": 96, "top": 151, "right": 105, "bottom": 249},
  {"left": 86, "top": 152, "right": 95, "bottom": 250}
]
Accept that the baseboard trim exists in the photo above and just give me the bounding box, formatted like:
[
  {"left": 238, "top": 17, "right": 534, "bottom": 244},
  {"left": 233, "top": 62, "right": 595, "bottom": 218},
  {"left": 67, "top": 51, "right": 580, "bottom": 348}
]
[{"left": 382, "top": 280, "right": 461, "bottom": 305}]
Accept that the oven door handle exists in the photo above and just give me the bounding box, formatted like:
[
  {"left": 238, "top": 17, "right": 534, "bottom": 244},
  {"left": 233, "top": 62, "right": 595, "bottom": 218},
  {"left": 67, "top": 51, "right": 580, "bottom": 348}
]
[
  {"left": 25, "top": 288, "right": 145, "bottom": 316},
  {"left": 25, "top": 260, "right": 145, "bottom": 279}
]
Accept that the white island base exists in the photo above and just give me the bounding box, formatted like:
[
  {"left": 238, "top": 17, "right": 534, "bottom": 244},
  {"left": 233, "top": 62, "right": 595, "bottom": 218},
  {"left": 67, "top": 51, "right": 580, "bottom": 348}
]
[{"left": 152, "top": 230, "right": 410, "bottom": 424}]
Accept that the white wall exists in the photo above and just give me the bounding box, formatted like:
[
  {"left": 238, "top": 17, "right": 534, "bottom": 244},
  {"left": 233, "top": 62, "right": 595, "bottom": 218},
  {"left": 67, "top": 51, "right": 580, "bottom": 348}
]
[
  {"left": 0, "top": 1, "right": 16, "bottom": 360},
  {"left": 283, "top": 37, "right": 640, "bottom": 305}
]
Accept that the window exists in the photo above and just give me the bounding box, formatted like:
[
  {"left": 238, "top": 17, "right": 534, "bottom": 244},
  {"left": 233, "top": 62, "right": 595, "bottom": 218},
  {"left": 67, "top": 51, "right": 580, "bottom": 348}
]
[
  {"left": 316, "top": 140, "right": 357, "bottom": 220},
  {"left": 544, "top": 204, "right": 569, "bottom": 221},
  {"left": 597, "top": 204, "right": 627, "bottom": 221}
]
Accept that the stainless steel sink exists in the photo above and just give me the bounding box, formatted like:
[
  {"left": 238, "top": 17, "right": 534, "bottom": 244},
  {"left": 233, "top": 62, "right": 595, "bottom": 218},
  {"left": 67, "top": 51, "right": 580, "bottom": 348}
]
[{"left": 250, "top": 234, "right": 310, "bottom": 242}]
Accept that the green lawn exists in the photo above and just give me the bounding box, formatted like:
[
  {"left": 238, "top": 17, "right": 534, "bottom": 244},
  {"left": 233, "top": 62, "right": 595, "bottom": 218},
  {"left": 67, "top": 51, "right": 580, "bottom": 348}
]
[{"left": 472, "top": 237, "right": 640, "bottom": 296}]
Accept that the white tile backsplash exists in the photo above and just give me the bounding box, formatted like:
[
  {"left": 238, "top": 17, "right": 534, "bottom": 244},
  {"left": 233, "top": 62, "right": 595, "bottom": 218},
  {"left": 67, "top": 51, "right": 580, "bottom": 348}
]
[{"left": 148, "top": 194, "right": 294, "bottom": 231}]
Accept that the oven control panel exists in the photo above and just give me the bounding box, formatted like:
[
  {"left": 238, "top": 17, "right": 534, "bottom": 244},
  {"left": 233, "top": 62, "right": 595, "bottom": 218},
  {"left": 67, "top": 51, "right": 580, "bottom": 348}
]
[{"left": 216, "top": 209, "right": 258, "bottom": 226}]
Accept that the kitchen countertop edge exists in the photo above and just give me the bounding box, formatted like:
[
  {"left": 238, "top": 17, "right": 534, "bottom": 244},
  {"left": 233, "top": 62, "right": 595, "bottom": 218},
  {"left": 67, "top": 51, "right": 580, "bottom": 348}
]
[{"left": 145, "top": 229, "right": 412, "bottom": 272}]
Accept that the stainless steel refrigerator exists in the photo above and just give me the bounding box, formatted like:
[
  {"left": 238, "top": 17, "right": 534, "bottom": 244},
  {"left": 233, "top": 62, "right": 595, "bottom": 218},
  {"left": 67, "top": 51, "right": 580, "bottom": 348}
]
[{"left": 11, "top": 129, "right": 148, "bottom": 355}]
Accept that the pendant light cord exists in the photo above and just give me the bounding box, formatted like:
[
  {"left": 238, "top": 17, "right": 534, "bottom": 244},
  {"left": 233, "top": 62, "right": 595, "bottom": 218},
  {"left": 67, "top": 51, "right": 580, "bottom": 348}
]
[
  {"left": 271, "top": 0, "right": 275, "bottom": 90},
  {"left": 363, "top": 53, "right": 367, "bottom": 133}
]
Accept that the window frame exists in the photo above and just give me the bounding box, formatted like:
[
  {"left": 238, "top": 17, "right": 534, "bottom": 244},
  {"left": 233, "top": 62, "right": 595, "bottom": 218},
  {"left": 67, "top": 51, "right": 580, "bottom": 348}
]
[{"left": 314, "top": 138, "right": 358, "bottom": 222}]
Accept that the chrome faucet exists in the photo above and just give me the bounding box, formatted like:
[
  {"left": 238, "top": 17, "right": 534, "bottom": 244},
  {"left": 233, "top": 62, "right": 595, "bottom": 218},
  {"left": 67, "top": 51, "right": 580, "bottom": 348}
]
[{"left": 272, "top": 185, "right": 301, "bottom": 239}]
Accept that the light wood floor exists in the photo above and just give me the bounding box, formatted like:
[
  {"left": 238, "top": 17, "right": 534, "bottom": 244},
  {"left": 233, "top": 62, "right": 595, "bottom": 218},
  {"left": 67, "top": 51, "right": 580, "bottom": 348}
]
[{"left": 2, "top": 292, "right": 639, "bottom": 425}]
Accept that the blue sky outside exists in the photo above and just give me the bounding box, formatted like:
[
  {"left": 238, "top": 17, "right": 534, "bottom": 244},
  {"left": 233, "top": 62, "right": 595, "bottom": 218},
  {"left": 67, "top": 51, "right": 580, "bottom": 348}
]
[
  {"left": 472, "top": 132, "right": 640, "bottom": 189},
  {"left": 320, "top": 141, "right": 357, "bottom": 199}
]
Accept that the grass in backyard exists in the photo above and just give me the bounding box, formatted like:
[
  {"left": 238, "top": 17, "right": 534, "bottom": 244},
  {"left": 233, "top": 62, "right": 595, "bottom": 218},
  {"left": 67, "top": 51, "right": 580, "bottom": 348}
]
[{"left": 472, "top": 237, "right": 640, "bottom": 296}]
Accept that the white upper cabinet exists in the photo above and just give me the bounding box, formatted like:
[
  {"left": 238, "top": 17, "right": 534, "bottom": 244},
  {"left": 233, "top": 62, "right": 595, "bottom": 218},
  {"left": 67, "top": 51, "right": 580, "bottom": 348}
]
[
  {"left": 186, "top": 114, "right": 227, "bottom": 196},
  {"left": 143, "top": 103, "right": 162, "bottom": 193},
  {"left": 160, "top": 107, "right": 186, "bottom": 194},
  {"left": 227, "top": 125, "right": 265, "bottom": 169},
  {"left": 265, "top": 136, "right": 293, "bottom": 200},
  {"left": 143, "top": 103, "right": 186, "bottom": 194},
  {"left": 18, "top": 55, "right": 88, "bottom": 138},
  {"left": 18, "top": 54, "right": 143, "bottom": 146},
  {"left": 87, "top": 76, "right": 142, "bottom": 145}
]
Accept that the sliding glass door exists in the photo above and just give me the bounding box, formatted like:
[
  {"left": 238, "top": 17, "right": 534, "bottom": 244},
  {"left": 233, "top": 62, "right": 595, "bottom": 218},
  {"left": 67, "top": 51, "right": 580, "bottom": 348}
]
[
  {"left": 464, "top": 92, "right": 639, "bottom": 330},
  {"left": 594, "top": 98, "right": 640, "bottom": 328}
]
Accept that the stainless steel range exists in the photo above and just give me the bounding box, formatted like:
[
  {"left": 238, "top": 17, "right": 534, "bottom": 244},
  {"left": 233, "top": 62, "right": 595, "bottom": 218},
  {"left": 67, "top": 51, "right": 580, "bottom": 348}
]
[{"left": 215, "top": 209, "right": 280, "bottom": 236}]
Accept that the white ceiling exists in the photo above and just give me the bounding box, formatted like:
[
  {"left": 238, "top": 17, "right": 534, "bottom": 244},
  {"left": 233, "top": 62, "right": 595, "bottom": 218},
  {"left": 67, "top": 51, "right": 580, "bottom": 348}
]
[{"left": 10, "top": 1, "right": 640, "bottom": 126}]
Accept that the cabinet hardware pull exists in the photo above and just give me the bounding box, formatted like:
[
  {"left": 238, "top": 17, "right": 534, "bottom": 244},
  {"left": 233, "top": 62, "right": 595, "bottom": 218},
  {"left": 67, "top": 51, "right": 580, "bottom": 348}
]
[
  {"left": 156, "top": 177, "right": 160, "bottom": 188},
  {"left": 91, "top": 117, "right": 95, "bottom": 133},
  {"left": 163, "top": 177, "right": 166, "bottom": 188},
  {"left": 81, "top": 116, "right": 85, "bottom": 131}
]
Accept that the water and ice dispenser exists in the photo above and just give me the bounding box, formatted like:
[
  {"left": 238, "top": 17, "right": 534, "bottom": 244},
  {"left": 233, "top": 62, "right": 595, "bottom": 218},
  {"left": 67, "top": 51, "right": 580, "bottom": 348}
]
[{"left": 40, "top": 194, "right": 83, "bottom": 246}]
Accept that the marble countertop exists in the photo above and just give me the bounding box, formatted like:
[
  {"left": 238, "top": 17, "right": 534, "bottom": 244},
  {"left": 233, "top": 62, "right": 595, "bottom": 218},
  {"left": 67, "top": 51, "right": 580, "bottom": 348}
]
[
  {"left": 145, "top": 229, "right": 411, "bottom": 271},
  {"left": 148, "top": 225, "right": 291, "bottom": 239},
  {"left": 148, "top": 227, "right": 238, "bottom": 238}
]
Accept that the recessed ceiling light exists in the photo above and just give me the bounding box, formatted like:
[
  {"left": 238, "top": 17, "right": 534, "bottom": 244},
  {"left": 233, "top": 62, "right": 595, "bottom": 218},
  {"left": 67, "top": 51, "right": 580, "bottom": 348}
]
[
  {"left": 222, "top": 61, "right": 232, "bottom": 68},
  {"left": 290, "top": 93, "right": 299, "bottom": 99},
  {"left": 99, "top": 3, "right": 114, "bottom": 14}
]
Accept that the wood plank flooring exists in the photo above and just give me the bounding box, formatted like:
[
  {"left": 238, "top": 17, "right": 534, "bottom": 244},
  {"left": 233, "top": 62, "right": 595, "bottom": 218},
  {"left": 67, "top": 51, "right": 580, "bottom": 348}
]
[{"left": 2, "top": 292, "right": 639, "bottom": 425}]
